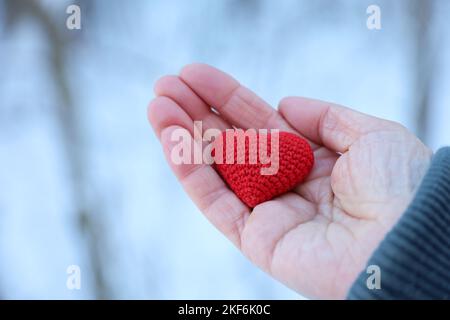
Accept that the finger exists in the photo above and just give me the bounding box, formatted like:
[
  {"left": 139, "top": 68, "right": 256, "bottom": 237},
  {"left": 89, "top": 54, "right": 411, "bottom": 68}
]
[
  {"left": 179, "top": 63, "right": 293, "bottom": 131},
  {"left": 148, "top": 96, "right": 194, "bottom": 137},
  {"left": 147, "top": 97, "right": 250, "bottom": 248},
  {"left": 161, "top": 126, "right": 250, "bottom": 248},
  {"left": 154, "top": 75, "right": 229, "bottom": 131},
  {"left": 278, "top": 97, "right": 399, "bottom": 152}
]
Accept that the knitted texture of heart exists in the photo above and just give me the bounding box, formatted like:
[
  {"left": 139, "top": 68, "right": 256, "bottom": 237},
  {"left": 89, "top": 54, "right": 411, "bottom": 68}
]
[{"left": 213, "top": 130, "right": 314, "bottom": 208}]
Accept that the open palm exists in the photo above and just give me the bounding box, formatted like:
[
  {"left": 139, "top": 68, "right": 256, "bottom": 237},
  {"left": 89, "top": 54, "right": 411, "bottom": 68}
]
[{"left": 148, "top": 64, "right": 431, "bottom": 299}]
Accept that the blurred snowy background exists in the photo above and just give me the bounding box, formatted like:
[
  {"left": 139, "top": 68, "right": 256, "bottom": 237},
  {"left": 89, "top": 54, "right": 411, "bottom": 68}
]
[{"left": 0, "top": 0, "right": 449, "bottom": 299}]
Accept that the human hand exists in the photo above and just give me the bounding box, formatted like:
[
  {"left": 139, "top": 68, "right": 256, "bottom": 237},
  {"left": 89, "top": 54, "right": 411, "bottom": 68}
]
[{"left": 147, "top": 64, "right": 432, "bottom": 299}]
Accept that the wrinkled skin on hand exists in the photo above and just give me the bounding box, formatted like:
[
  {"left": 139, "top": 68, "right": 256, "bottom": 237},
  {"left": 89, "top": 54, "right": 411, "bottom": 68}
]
[{"left": 148, "top": 64, "right": 432, "bottom": 299}]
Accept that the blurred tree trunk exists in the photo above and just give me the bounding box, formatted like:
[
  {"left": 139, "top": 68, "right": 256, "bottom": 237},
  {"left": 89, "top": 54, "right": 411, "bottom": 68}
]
[
  {"left": 5, "top": 0, "right": 113, "bottom": 299},
  {"left": 410, "top": 0, "right": 437, "bottom": 144}
]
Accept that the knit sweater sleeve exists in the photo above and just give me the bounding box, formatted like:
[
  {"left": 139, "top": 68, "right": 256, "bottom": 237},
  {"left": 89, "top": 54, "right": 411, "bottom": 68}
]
[{"left": 347, "top": 147, "right": 450, "bottom": 299}]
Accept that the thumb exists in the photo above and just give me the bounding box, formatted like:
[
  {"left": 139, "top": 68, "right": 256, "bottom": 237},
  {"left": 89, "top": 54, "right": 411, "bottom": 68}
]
[{"left": 278, "top": 97, "right": 401, "bottom": 152}]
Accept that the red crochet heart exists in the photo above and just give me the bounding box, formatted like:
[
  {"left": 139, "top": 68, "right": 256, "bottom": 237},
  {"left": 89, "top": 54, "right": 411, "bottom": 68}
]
[{"left": 212, "top": 130, "right": 314, "bottom": 208}]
